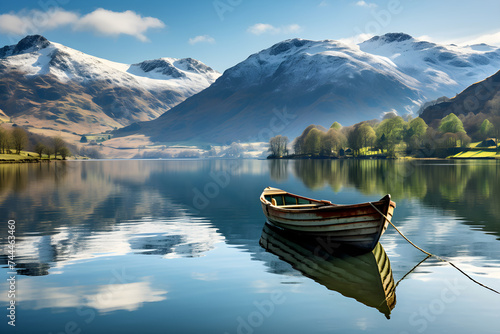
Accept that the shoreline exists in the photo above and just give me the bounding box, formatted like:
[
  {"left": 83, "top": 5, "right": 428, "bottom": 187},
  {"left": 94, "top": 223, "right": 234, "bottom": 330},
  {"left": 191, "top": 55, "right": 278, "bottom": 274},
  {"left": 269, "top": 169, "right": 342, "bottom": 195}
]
[
  {"left": 1, "top": 156, "right": 498, "bottom": 164},
  {"left": 0, "top": 159, "right": 51, "bottom": 164},
  {"left": 267, "top": 156, "right": 498, "bottom": 161}
]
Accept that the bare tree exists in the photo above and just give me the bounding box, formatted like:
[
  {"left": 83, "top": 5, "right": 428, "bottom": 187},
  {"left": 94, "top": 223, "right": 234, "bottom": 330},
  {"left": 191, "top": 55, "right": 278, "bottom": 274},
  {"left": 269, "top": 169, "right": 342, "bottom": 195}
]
[
  {"left": 456, "top": 132, "right": 471, "bottom": 148},
  {"left": 34, "top": 142, "right": 46, "bottom": 158},
  {"left": 11, "top": 127, "right": 28, "bottom": 154},
  {"left": 0, "top": 128, "right": 10, "bottom": 154},
  {"left": 52, "top": 136, "right": 66, "bottom": 159},
  {"left": 45, "top": 146, "right": 55, "bottom": 160},
  {"left": 59, "top": 147, "right": 71, "bottom": 160},
  {"left": 269, "top": 135, "right": 289, "bottom": 157}
]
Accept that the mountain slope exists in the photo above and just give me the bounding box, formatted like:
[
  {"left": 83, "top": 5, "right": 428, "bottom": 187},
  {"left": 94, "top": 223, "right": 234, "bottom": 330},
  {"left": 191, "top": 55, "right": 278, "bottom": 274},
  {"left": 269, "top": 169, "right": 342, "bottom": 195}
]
[
  {"left": 0, "top": 35, "right": 220, "bottom": 134},
  {"left": 420, "top": 69, "right": 500, "bottom": 123},
  {"left": 116, "top": 34, "right": 500, "bottom": 144}
]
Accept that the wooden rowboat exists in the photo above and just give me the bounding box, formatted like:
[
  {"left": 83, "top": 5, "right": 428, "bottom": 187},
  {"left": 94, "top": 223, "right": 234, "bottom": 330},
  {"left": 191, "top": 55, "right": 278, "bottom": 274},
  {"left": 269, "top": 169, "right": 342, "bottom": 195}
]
[
  {"left": 260, "top": 187, "right": 396, "bottom": 251},
  {"left": 259, "top": 223, "right": 396, "bottom": 318}
]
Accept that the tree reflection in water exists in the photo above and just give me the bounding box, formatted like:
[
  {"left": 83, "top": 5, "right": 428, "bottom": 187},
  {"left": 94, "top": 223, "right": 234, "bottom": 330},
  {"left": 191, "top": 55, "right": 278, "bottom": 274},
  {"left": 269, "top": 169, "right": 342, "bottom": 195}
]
[{"left": 269, "top": 159, "right": 500, "bottom": 237}]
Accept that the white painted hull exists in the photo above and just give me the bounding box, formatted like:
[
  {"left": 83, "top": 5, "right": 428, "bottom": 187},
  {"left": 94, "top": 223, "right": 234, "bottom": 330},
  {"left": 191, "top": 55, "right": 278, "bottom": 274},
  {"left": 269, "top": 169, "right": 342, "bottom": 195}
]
[{"left": 260, "top": 187, "right": 396, "bottom": 251}]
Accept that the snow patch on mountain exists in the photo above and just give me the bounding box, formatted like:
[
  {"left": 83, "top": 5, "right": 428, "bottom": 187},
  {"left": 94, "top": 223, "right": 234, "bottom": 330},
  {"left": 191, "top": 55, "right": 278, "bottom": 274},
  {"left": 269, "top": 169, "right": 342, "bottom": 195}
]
[
  {"left": 222, "top": 38, "right": 420, "bottom": 91},
  {"left": 0, "top": 35, "right": 220, "bottom": 95},
  {"left": 359, "top": 33, "right": 500, "bottom": 95}
]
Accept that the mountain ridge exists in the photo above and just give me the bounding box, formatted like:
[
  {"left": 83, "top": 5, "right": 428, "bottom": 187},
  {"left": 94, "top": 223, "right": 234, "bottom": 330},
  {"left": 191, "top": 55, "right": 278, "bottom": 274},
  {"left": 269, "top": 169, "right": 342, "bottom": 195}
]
[
  {"left": 115, "top": 33, "right": 500, "bottom": 144},
  {"left": 0, "top": 35, "right": 220, "bottom": 134}
]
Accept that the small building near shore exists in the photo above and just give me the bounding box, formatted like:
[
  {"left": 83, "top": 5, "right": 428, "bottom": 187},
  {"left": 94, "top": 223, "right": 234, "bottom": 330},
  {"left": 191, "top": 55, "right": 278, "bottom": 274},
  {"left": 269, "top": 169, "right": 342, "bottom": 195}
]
[{"left": 478, "top": 138, "right": 497, "bottom": 147}]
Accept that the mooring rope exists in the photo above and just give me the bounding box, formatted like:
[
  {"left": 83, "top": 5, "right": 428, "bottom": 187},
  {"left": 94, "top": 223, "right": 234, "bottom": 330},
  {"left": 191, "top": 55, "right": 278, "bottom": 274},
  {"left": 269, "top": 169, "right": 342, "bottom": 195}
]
[
  {"left": 378, "top": 254, "right": 432, "bottom": 311},
  {"left": 369, "top": 202, "right": 500, "bottom": 295}
]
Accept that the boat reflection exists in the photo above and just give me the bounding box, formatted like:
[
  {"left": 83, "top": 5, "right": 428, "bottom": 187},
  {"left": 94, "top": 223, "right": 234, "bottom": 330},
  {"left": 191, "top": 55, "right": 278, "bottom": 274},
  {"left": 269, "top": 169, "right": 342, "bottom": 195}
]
[{"left": 259, "top": 223, "right": 396, "bottom": 319}]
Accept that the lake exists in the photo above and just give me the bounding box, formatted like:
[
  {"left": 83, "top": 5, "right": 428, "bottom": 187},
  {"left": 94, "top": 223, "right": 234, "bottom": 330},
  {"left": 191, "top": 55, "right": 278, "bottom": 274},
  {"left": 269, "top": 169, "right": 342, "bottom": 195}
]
[{"left": 1, "top": 159, "right": 499, "bottom": 334}]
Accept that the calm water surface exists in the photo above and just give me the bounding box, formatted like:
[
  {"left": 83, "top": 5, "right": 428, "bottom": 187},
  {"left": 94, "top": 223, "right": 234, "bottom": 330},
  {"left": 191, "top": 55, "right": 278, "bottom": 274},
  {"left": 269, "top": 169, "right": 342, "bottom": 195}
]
[{"left": 0, "top": 159, "right": 499, "bottom": 333}]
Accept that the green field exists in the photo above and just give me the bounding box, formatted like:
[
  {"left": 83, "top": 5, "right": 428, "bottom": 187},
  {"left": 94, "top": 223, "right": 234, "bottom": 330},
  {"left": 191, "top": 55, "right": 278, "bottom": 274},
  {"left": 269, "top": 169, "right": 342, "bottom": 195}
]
[
  {"left": 0, "top": 150, "right": 78, "bottom": 162},
  {"left": 358, "top": 147, "right": 383, "bottom": 155},
  {"left": 452, "top": 149, "right": 500, "bottom": 159},
  {"left": 0, "top": 151, "right": 40, "bottom": 162}
]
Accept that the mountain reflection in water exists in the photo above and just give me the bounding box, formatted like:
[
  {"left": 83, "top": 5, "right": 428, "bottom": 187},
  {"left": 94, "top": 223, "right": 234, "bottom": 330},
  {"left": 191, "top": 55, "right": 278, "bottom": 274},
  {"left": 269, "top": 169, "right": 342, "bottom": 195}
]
[
  {"left": 0, "top": 216, "right": 223, "bottom": 276},
  {"left": 0, "top": 160, "right": 499, "bottom": 334},
  {"left": 0, "top": 161, "right": 226, "bottom": 276}
]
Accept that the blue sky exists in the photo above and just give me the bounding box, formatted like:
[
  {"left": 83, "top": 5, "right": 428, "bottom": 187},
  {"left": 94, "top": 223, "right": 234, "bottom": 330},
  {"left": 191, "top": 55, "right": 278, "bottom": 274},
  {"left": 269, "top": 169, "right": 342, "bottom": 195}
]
[{"left": 1, "top": 0, "right": 500, "bottom": 72}]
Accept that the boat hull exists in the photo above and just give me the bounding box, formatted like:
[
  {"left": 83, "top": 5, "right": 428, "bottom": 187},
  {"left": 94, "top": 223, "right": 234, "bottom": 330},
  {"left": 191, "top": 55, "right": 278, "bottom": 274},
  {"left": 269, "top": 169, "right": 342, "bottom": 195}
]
[{"left": 260, "top": 188, "right": 395, "bottom": 251}]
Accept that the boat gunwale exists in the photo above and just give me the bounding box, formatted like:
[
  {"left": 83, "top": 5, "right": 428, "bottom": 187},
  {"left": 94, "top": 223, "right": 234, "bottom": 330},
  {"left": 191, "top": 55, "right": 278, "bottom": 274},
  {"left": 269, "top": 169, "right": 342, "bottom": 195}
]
[{"left": 260, "top": 188, "right": 396, "bottom": 214}]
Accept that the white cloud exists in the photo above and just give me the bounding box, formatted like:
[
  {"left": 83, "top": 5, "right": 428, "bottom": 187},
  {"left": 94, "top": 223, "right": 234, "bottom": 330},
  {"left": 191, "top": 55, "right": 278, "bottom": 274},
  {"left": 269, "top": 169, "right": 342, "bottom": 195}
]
[
  {"left": 188, "top": 35, "right": 215, "bottom": 45},
  {"left": 0, "top": 14, "right": 29, "bottom": 35},
  {"left": 191, "top": 272, "right": 219, "bottom": 281},
  {"left": 416, "top": 31, "right": 500, "bottom": 48},
  {"left": 74, "top": 9, "right": 165, "bottom": 42},
  {"left": 0, "top": 9, "right": 78, "bottom": 35},
  {"left": 355, "top": 1, "right": 378, "bottom": 8},
  {"left": 0, "top": 8, "right": 165, "bottom": 42},
  {"left": 338, "top": 33, "right": 374, "bottom": 46},
  {"left": 283, "top": 24, "right": 302, "bottom": 34},
  {"left": 42, "top": 9, "right": 79, "bottom": 30},
  {"left": 248, "top": 23, "right": 277, "bottom": 35},
  {"left": 318, "top": 1, "right": 329, "bottom": 7},
  {"left": 462, "top": 30, "right": 500, "bottom": 46},
  {"left": 416, "top": 35, "right": 435, "bottom": 43},
  {"left": 0, "top": 279, "right": 167, "bottom": 313},
  {"left": 86, "top": 281, "right": 167, "bottom": 313},
  {"left": 247, "top": 23, "right": 302, "bottom": 36}
]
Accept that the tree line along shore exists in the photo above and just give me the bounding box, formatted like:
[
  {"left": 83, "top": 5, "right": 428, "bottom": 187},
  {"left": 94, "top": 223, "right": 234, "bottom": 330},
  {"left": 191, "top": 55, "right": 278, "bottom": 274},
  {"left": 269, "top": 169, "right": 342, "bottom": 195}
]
[
  {"left": 2, "top": 112, "right": 499, "bottom": 162},
  {"left": 268, "top": 113, "right": 500, "bottom": 159},
  {"left": 0, "top": 126, "right": 81, "bottom": 163}
]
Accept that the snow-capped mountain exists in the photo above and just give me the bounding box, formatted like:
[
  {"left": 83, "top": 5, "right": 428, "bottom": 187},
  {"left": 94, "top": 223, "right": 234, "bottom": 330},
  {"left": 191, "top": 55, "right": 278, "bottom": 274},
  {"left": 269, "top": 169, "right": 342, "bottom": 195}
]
[
  {"left": 117, "top": 33, "right": 500, "bottom": 144},
  {"left": 0, "top": 35, "right": 220, "bottom": 134},
  {"left": 359, "top": 33, "right": 500, "bottom": 96},
  {"left": 218, "top": 37, "right": 420, "bottom": 94}
]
